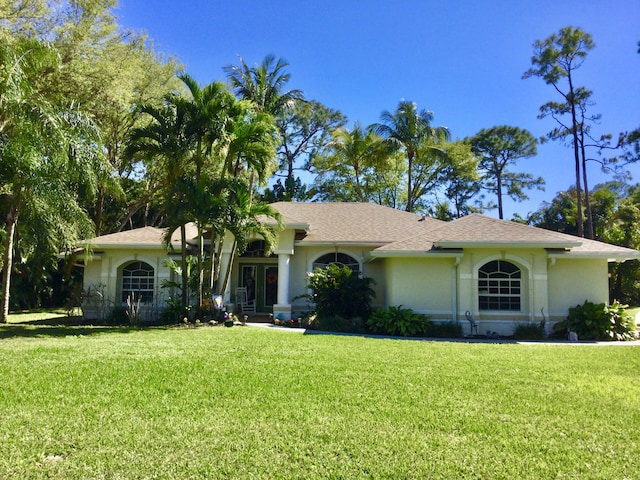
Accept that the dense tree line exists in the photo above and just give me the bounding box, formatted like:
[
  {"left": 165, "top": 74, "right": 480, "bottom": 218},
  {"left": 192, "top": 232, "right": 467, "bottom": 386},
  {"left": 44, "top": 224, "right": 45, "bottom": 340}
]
[{"left": 1, "top": 2, "right": 637, "bottom": 318}]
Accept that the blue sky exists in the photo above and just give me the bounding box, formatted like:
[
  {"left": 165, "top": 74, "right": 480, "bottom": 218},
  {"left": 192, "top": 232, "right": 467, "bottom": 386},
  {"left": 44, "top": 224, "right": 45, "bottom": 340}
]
[{"left": 114, "top": 0, "right": 639, "bottom": 218}]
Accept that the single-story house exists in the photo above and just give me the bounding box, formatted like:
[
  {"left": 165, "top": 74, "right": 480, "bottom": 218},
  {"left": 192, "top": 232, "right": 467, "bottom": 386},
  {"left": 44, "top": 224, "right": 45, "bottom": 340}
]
[{"left": 75, "top": 202, "right": 639, "bottom": 335}]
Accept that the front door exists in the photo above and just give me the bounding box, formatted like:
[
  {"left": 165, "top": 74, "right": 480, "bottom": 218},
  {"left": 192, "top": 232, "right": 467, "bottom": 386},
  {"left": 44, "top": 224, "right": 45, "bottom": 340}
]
[{"left": 240, "top": 264, "right": 278, "bottom": 312}]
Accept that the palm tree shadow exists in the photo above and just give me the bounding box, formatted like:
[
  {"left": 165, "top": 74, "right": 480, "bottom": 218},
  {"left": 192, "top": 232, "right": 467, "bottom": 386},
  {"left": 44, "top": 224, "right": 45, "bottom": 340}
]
[{"left": 0, "top": 316, "right": 136, "bottom": 339}]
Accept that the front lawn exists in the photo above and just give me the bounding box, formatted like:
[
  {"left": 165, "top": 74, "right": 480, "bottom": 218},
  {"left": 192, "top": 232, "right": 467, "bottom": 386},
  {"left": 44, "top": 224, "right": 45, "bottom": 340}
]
[{"left": 0, "top": 324, "right": 638, "bottom": 479}]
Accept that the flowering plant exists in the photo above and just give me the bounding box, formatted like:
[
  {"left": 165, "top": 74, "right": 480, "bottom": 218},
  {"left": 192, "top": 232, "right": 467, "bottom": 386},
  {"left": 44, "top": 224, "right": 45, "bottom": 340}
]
[{"left": 274, "top": 317, "right": 298, "bottom": 328}]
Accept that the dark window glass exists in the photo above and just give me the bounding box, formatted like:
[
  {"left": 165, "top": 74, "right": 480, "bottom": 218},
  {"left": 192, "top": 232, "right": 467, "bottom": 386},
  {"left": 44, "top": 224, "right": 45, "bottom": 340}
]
[
  {"left": 121, "top": 261, "right": 154, "bottom": 303},
  {"left": 478, "top": 260, "right": 521, "bottom": 311}
]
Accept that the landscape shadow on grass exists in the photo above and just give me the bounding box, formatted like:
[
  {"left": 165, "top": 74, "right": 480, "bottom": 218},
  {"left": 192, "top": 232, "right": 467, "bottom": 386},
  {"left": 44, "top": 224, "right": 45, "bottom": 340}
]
[{"left": 0, "top": 316, "right": 137, "bottom": 339}]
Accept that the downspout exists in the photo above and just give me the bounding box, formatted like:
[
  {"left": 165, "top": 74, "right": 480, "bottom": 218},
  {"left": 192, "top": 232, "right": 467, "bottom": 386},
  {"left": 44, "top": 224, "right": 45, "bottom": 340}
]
[
  {"left": 529, "top": 253, "right": 535, "bottom": 322},
  {"left": 452, "top": 256, "right": 462, "bottom": 323}
]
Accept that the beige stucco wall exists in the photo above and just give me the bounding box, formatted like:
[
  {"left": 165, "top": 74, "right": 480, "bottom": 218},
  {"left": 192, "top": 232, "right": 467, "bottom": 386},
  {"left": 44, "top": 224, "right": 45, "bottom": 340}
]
[
  {"left": 382, "top": 248, "right": 609, "bottom": 336},
  {"left": 82, "top": 248, "right": 175, "bottom": 305},
  {"left": 384, "top": 256, "right": 455, "bottom": 319},
  {"left": 547, "top": 257, "right": 609, "bottom": 321}
]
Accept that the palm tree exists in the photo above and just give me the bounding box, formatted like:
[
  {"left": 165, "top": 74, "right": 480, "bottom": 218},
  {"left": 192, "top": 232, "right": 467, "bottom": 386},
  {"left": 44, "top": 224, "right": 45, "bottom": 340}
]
[
  {"left": 225, "top": 55, "right": 303, "bottom": 198},
  {"left": 213, "top": 180, "right": 282, "bottom": 298},
  {"left": 0, "top": 39, "right": 102, "bottom": 322},
  {"left": 178, "top": 75, "right": 277, "bottom": 305},
  {"left": 314, "top": 122, "right": 389, "bottom": 202},
  {"left": 371, "top": 101, "right": 450, "bottom": 212},
  {"left": 128, "top": 74, "right": 280, "bottom": 312},
  {"left": 224, "top": 54, "right": 303, "bottom": 116},
  {"left": 126, "top": 96, "right": 194, "bottom": 311}
]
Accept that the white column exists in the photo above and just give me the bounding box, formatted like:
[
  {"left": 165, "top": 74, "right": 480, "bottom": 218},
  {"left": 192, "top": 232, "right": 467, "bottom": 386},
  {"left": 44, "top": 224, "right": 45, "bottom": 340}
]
[
  {"left": 220, "top": 251, "right": 232, "bottom": 303},
  {"left": 277, "top": 253, "right": 290, "bottom": 305},
  {"left": 273, "top": 253, "right": 292, "bottom": 320}
]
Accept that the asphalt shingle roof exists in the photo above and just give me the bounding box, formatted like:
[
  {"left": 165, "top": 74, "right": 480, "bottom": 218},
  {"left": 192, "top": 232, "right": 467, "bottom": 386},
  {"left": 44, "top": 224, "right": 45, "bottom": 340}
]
[
  {"left": 270, "top": 202, "right": 445, "bottom": 244},
  {"left": 83, "top": 223, "right": 198, "bottom": 248},
  {"left": 373, "top": 213, "right": 639, "bottom": 259},
  {"left": 81, "top": 203, "right": 639, "bottom": 260}
]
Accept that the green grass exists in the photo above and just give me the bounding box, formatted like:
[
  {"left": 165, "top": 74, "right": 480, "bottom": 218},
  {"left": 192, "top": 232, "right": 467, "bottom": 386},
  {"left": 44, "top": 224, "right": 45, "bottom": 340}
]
[
  {"left": 5, "top": 308, "right": 81, "bottom": 324},
  {"left": 1, "top": 324, "right": 639, "bottom": 479}
]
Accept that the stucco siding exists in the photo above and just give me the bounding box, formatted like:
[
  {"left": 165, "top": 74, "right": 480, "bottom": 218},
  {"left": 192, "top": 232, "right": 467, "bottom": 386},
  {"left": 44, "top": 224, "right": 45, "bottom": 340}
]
[
  {"left": 82, "top": 248, "right": 172, "bottom": 304},
  {"left": 83, "top": 260, "right": 103, "bottom": 292},
  {"left": 547, "top": 258, "right": 609, "bottom": 320},
  {"left": 385, "top": 257, "right": 453, "bottom": 318}
]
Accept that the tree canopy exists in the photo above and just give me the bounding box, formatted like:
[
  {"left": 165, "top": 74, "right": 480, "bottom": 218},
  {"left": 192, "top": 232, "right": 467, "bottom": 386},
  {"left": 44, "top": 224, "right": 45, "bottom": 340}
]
[
  {"left": 468, "top": 126, "right": 543, "bottom": 219},
  {"left": 1, "top": 8, "right": 639, "bottom": 314}
]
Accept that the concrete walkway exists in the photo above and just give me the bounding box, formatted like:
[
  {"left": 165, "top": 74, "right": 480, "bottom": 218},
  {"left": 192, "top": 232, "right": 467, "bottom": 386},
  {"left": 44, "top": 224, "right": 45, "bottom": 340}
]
[{"left": 247, "top": 322, "right": 640, "bottom": 346}]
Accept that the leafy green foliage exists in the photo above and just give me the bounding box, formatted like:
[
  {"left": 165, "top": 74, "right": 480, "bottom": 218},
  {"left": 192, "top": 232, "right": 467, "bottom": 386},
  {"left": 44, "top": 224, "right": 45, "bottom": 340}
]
[
  {"left": 424, "top": 321, "right": 464, "bottom": 338},
  {"left": 512, "top": 323, "right": 546, "bottom": 340},
  {"left": 366, "top": 305, "right": 432, "bottom": 337},
  {"left": 371, "top": 100, "right": 450, "bottom": 212},
  {"left": 312, "top": 123, "right": 395, "bottom": 204},
  {"left": 523, "top": 26, "right": 596, "bottom": 237},
  {"left": 468, "top": 125, "right": 542, "bottom": 219},
  {"left": 528, "top": 182, "right": 640, "bottom": 305},
  {"left": 554, "top": 300, "right": 637, "bottom": 341},
  {"left": 306, "top": 264, "right": 375, "bottom": 322}
]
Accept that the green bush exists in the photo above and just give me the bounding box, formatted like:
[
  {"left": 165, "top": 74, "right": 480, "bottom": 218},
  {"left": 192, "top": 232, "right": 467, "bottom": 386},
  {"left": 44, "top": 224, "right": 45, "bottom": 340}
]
[
  {"left": 106, "top": 306, "right": 129, "bottom": 326},
  {"left": 424, "top": 321, "right": 464, "bottom": 339},
  {"left": 553, "top": 300, "right": 637, "bottom": 341},
  {"left": 512, "top": 323, "right": 545, "bottom": 340},
  {"left": 306, "top": 264, "right": 375, "bottom": 321},
  {"left": 366, "top": 305, "right": 432, "bottom": 337}
]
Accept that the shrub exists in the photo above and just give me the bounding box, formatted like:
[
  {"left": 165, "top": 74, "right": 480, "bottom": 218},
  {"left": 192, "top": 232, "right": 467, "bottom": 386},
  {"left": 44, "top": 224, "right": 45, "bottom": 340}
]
[
  {"left": 106, "top": 306, "right": 129, "bottom": 326},
  {"left": 424, "top": 321, "right": 464, "bottom": 339},
  {"left": 366, "top": 305, "right": 432, "bottom": 337},
  {"left": 512, "top": 323, "right": 545, "bottom": 340},
  {"left": 306, "top": 264, "right": 375, "bottom": 321},
  {"left": 553, "top": 300, "right": 637, "bottom": 341}
]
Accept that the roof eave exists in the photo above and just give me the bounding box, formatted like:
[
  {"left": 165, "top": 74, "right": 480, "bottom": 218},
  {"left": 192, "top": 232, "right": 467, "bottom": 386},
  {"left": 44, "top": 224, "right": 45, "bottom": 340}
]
[
  {"left": 434, "top": 241, "right": 582, "bottom": 249},
  {"left": 86, "top": 243, "right": 177, "bottom": 250},
  {"left": 548, "top": 252, "right": 640, "bottom": 262},
  {"left": 294, "top": 241, "right": 388, "bottom": 247},
  {"left": 368, "top": 250, "right": 463, "bottom": 259}
]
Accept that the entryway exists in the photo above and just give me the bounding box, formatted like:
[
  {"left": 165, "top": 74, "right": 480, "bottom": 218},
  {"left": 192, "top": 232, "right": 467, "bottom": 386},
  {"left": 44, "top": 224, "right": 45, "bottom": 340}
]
[{"left": 239, "top": 263, "right": 278, "bottom": 313}]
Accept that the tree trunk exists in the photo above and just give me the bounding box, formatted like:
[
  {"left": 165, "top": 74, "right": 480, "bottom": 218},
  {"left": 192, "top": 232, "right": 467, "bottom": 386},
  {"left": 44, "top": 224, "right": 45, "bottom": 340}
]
[
  {"left": 0, "top": 203, "right": 19, "bottom": 323},
  {"left": 219, "top": 241, "right": 237, "bottom": 300},
  {"left": 567, "top": 74, "right": 584, "bottom": 237},
  {"left": 197, "top": 224, "right": 204, "bottom": 308},
  {"left": 94, "top": 185, "right": 104, "bottom": 236},
  {"left": 496, "top": 173, "right": 504, "bottom": 220},
  {"left": 580, "top": 128, "right": 594, "bottom": 239},
  {"left": 406, "top": 151, "right": 414, "bottom": 212},
  {"left": 180, "top": 224, "right": 188, "bottom": 312},
  {"left": 211, "top": 236, "right": 225, "bottom": 293}
]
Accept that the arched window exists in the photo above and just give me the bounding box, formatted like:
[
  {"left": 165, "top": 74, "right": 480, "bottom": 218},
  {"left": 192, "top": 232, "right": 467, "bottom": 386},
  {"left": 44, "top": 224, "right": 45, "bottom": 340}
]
[
  {"left": 121, "top": 261, "right": 154, "bottom": 303},
  {"left": 313, "top": 252, "right": 360, "bottom": 273},
  {"left": 478, "top": 260, "right": 521, "bottom": 311},
  {"left": 240, "top": 240, "right": 275, "bottom": 258}
]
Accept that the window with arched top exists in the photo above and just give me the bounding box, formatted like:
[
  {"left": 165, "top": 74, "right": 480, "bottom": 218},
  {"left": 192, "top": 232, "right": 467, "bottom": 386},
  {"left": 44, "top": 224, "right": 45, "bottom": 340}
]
[
  {"left": 312, "top": 252, "right": 360, "bottom": 273},
  {"left": 478, "top": 260, "right": 521, "bottom": 311},
  {"left": 240, "top": 240, "right": 276, "bottom": 258},
  {"left": 121, "top": 261, "right": 154, "bottom": 303}
]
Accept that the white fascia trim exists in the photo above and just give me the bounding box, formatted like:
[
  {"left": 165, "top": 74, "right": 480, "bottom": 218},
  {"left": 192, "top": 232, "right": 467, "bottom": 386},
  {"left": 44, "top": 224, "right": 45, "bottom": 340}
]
[
  {"left": 294, "top": 241, "right": 387, "bottom": 247},
  {"left": 265, "top": 221, "right": 310, "bottom": 231},
  {"left": 435, "top": 241, "right": 581, "bottom": 248},
  {"left": 93, "top": 244, "right": 171, "bottom": 250},
  {"left": 548, "top": 252, "right": 640, "bottom": 262},
  {"left": 368, "top": 251, "right": 464, "bottom": 259}
]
